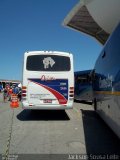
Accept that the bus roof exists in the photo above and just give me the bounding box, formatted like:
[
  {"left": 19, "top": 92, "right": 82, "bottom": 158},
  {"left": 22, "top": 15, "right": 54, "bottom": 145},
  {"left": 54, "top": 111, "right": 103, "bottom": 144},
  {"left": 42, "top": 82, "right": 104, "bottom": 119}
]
[
  {"left": 24, "top": 51, "right": 72, "bottom": 56},
  {"left": 74, "top": 70, "right": 92, "bottom": 75}
]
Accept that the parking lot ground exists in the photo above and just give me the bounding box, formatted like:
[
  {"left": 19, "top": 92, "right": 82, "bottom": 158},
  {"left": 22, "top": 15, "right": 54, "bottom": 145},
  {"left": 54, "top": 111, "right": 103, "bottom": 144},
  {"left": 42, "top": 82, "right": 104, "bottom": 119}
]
[{"left": 0, "top": 93, "right": 120, "bottom": 160}]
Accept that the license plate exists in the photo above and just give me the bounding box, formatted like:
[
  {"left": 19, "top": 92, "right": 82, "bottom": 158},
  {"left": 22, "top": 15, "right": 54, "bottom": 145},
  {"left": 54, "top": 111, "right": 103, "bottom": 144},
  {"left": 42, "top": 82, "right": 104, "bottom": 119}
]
[{"left": 43, "top": 99, "right": 52, "bottom": 103}]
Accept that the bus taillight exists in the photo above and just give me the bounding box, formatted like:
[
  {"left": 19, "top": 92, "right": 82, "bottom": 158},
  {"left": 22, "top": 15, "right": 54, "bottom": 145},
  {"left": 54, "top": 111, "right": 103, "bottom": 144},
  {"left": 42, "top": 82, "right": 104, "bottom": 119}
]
[
  {"left": 22, "top": 90, "right": 26, "bottom": 93},
  {"left": 70, "top": 87, "right": 74, "bottom": 90},
  {"left": 22, "top": 86, "right": 27, "bottom": 89},
  {"left": 22, "top": 94, "right": 26, "bottom": 97},
  {"left": 22, "top": 86, "right": 27, "bottom": 99},
  {"left": 70, "top": 91, "right": 74, "bottom": 94},
  {"left": 69, "top": 87, "right": 74, "bottom": 98}
]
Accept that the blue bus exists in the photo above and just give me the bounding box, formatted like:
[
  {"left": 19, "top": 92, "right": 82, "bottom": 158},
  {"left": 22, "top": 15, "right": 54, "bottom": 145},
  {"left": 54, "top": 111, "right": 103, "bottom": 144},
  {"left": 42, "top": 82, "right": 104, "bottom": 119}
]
[
  {"left": 74, "top": 70, "right": 93, "bottom": 103},
  {"left": 92, "top": 22, "right": 120, "bottom": 138}
]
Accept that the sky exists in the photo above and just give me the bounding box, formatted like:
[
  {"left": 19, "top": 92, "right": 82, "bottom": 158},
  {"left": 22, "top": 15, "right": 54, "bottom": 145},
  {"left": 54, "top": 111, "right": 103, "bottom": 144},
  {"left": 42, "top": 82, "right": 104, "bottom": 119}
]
[{"left": 0, "top": 0, "right": 102, "bottom": 81}]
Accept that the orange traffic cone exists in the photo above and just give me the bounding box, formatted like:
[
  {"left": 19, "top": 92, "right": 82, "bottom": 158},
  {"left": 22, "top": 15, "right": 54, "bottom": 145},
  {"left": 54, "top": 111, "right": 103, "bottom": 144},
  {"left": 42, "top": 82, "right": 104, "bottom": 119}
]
[{"left": 10, "top": 94, "right": 19, "bottom": 108}]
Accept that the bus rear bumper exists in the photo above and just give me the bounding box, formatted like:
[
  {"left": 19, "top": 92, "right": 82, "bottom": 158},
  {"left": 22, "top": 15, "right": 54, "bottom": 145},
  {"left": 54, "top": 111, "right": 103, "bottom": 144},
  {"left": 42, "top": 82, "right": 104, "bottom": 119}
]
[{"left": 22, "top": 101, "right": 73, "bottom": 110}]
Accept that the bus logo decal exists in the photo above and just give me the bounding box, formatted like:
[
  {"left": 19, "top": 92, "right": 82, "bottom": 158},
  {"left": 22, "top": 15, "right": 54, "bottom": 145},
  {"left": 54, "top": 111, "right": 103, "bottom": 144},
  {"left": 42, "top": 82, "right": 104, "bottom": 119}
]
[
  {"left": 43, "top": 57, "right": 55, "bottom": 69},
  {"left": 99, "top": 74, "right": 113, "bottom": 89},
  {"left": 41, "top": 75, "right": 56, "bottom": 81}
]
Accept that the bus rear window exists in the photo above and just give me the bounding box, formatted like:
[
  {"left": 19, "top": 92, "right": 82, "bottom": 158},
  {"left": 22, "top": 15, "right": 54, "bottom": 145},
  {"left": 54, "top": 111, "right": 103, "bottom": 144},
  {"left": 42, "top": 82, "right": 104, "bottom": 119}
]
[{"left": 26, "top": 55, "right": 70, "bottom": 71}]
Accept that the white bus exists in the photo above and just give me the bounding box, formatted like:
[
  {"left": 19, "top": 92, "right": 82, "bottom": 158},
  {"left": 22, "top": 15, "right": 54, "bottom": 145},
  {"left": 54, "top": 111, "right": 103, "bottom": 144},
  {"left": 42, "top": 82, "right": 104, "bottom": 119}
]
[{"left": 22, "top": 51, "right": 74, "bottom": 110}]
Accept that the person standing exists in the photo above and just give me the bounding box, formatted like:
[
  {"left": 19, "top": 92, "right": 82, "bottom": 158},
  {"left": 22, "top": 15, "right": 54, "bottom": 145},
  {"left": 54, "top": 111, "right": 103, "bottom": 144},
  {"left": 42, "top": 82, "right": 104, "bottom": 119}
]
[
  {"left": 3, "top": 88, "right": 8, "bottom": 102},
  {"left": 0, "top": 83, "right": 3, "bottom": 92},
  {"left": 8, "top": 87, "right": 13, "bottom": 101}
]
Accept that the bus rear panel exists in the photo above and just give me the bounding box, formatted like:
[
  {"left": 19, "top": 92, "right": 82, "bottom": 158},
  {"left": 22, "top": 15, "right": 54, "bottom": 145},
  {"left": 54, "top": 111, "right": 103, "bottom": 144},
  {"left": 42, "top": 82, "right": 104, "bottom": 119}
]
[{"left": 22, "top": 51, "right": 74, "bottom": 110}]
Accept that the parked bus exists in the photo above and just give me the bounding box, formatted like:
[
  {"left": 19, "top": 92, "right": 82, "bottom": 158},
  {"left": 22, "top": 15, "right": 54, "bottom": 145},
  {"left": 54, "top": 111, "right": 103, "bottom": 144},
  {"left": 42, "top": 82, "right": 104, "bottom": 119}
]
[
  {"left": 22, "top": 51, "right": 74, "bottom": 110},
  {"left": 92, "top": 23, "right": 120, "bottom": 138},
  {"left": 74, "top": 70, "right": 93, "bottom": 102}
]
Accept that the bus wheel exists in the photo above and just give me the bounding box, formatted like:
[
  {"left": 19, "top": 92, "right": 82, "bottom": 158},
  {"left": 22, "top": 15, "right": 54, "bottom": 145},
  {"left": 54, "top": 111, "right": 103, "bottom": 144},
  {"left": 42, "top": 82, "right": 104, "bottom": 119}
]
[{"left": 94, "top": 99, "right": 97, "bottom": 111}]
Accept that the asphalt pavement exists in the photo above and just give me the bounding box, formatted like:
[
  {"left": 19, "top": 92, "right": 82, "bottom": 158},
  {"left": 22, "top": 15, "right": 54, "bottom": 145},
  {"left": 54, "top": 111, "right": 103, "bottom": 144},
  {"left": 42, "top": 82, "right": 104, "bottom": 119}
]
[{"left": 0, "top": 93, "right": 120, "bottom": 160}]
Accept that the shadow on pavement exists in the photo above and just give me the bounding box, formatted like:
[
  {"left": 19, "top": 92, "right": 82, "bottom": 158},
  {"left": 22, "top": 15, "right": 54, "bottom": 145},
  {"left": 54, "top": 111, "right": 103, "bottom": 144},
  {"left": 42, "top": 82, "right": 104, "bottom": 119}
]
[
  {"left": 17, "top": 109, "right": 70, "bottom": 121},
  {"left": 74, "top": 99, "right": 92, "bottom": 105},
  {"left": 81, "top": 109, "right": 120, "bottom": 155}
]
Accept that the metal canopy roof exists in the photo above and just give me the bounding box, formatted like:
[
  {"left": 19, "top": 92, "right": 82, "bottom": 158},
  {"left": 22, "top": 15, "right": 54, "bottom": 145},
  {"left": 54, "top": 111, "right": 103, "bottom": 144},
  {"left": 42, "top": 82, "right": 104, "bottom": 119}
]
[
  {"left": 63, "top": 0, "right": 120, "bottom": 45},
  {"left": 63, "top": 4, "right": 109, "bottom": 45}
]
